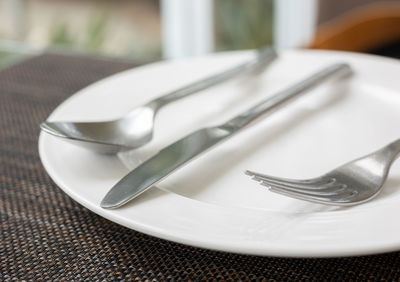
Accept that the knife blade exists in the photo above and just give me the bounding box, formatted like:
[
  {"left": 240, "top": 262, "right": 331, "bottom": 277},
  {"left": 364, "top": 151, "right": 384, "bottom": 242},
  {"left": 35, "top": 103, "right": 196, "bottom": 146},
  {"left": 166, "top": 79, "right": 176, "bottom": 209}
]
[{"left": 101, "top": 63, "right": 351, "bottom": 209}]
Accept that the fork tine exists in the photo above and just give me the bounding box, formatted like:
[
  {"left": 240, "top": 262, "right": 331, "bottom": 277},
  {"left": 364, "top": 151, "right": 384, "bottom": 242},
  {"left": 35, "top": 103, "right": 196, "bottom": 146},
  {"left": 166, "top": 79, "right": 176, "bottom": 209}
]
[
  {"left": 268, "top": 186, "right": 336, "bottom": 204},
  {"left": 246, "top": 170, "right": 324, "bottom": 185},
  {"left": 259, "top": 181, "right": 348, "bottom": 196},
  {"left": 267, "top": 182, "right": 358, "bottom": 200},
  {"left": 246, "top": 170, "right": 335, "bottom": 191},
  {"left": 246, "top": 170, "right": 357, "bottom": 199},
  {"left": 269, "top": 186, "right": 360, "bottom": 206},
  {"left": 256, "top": 176, "right": 334, "bottom": 191},
  {"left": 267, "top": 187, "right": 349, "bottom": 205}
]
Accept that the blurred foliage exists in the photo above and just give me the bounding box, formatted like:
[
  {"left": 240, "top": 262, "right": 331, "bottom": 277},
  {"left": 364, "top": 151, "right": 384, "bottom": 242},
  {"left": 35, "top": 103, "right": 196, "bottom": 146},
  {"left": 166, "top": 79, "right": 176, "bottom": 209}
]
[
  {"left": 0, "top": 50, "right": 29, "bottom": 68},
  {"left": 50, "top": 23, "right": 74, "bottom": 46},
  {"left": 50, "top": 13, "right": 109, "bottom": 53},
  {"left": 215, "top": 0, "right": 274, "bottom": 51},
  {"left": 0, "top": 1, "right": 274, "bottom": 62},
  {"left": 83, "top": 13, "right": 109, "bottom": 51},
  {"left": 0, "top": 51, "right": 9, "bottom": 67},
  {"left": 0, "top": 51, "right": 8, "bottom": 62}
]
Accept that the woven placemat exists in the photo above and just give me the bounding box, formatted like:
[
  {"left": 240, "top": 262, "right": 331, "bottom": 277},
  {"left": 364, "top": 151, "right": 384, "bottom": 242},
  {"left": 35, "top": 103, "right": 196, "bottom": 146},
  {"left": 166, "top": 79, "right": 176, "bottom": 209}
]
[{"left": 1, "top": 52, "right": 400, "bottom": 280}]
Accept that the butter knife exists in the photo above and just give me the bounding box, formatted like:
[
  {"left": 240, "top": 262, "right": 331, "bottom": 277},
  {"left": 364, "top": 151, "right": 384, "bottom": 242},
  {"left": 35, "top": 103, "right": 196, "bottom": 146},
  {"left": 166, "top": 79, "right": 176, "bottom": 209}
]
[{"left": 101, "top": 63, "right": 351, "bottom": 209}]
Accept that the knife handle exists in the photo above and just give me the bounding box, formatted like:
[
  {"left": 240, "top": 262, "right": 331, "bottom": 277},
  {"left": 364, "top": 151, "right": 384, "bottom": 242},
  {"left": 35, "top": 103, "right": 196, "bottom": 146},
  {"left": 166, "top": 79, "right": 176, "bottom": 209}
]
[{"left": 222, "top": 63, "right": 352, "bottom": 131}]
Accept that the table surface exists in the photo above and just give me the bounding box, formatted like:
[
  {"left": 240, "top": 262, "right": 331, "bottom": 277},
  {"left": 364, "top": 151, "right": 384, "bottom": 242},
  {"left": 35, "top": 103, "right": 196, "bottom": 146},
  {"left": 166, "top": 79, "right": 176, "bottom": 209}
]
[{"left": 1, "top": 51, "right": 400, "bottom": 280}]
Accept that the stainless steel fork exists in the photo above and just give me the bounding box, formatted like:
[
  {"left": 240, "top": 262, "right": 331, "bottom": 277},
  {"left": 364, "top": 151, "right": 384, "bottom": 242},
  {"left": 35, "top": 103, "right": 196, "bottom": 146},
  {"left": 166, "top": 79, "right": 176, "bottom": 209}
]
[{"left": 246, "top": 139, "right": 400, "bottom": 206}]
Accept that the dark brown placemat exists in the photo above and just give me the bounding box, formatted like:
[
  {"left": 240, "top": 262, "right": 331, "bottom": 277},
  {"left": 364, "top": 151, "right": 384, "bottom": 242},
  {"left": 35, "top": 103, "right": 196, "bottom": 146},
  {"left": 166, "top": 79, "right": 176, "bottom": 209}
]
[{"left": 1, "top": 52, "right": 400, "bottom": 280}]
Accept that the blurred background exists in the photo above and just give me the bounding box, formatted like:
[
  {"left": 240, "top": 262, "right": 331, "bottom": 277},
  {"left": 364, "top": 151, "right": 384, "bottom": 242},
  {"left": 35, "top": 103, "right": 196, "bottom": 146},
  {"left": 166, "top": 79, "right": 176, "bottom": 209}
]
[{"left": 0, "top": 0, "right": 399, "bottom": 67}]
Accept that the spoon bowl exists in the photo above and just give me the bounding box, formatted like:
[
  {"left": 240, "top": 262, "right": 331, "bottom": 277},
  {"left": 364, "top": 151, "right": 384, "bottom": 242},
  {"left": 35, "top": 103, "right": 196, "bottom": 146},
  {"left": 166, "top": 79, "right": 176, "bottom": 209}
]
[{"left": 41, "top": 104, "right": 157, "bottom": 154}]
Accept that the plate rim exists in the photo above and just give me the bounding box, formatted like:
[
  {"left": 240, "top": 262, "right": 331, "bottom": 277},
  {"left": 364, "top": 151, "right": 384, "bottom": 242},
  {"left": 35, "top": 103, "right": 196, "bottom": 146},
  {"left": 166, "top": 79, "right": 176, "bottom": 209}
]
[{"left": 39, "top": 49, "right": 400, "bottom": 257}]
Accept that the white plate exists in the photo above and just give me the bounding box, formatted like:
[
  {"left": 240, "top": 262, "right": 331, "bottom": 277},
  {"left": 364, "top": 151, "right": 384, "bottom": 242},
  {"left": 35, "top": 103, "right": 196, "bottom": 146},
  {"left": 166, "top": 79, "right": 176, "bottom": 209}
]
[{"left": 39, "top": 50, "right": 400, "bottom": 257}]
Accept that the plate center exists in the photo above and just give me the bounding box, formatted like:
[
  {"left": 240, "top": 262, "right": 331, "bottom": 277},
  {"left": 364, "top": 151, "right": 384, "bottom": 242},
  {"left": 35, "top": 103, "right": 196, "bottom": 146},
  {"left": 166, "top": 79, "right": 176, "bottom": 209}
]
[{"left": 121, "top": 81, "right": 400, "bottom": 212}]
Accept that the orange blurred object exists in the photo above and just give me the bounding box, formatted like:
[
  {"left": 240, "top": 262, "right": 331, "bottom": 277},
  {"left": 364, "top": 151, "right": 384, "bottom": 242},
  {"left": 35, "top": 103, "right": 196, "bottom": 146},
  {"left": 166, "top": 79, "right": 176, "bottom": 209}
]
[{"left": 310, "top": 2, "right": 400, "bottom": 52}]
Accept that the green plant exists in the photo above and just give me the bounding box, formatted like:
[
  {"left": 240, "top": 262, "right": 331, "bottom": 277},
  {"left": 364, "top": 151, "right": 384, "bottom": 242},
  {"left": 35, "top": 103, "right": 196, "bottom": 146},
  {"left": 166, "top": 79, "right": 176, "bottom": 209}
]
[
  {"left": 49, "top": 12, "right": 109, "bottom": 53},
  {"left": 50, "top": 22, "right": 74, "bottom": 46},
  {"left": 83, "top": 13, "right": 109, "bottom": 51},
  {"left": 215, "top": 0, "right": 274, "bottom": 51}
]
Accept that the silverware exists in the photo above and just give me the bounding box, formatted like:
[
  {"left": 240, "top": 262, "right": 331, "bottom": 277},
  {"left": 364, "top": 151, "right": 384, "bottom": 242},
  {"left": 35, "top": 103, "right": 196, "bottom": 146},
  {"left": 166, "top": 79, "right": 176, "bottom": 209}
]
[
  {"left": 247, "top": 139, "right": 400, "bottom": 206},
  {"left": 101, "top": 63, "right": 352, "bottom": 209},
  {"left": 40, "top": 48, "right": 277, "bottom": 154}
]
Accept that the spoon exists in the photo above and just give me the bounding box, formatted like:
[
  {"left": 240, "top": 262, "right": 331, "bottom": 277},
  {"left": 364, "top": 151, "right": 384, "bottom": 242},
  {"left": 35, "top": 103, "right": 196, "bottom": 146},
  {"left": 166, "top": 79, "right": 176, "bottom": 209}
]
[{"left": 41, "top": 48, "right": 277, "bottom": 154}]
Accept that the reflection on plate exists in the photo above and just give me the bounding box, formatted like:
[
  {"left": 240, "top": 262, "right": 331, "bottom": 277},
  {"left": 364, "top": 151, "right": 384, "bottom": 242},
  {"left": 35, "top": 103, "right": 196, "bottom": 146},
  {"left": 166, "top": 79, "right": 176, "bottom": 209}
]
[{"left": 39, "top": 49, "right": 400, "bottom": 257}]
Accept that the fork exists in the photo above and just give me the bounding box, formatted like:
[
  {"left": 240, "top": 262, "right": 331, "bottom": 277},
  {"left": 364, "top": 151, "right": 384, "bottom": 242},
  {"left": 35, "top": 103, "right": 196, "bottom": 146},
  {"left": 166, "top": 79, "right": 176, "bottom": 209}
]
[{"left": 246, "top": 139, "right": 400, "bottom": 206}]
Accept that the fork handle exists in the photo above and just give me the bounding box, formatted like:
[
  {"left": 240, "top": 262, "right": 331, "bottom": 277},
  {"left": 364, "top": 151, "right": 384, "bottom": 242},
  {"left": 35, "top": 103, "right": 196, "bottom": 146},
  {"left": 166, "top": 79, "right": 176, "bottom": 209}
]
[
  {"left": 148, "top": 48, "right": 277, "bottom": 109},
  {"left": 376, "top": 139, "right": 400, "bottom": 165}
]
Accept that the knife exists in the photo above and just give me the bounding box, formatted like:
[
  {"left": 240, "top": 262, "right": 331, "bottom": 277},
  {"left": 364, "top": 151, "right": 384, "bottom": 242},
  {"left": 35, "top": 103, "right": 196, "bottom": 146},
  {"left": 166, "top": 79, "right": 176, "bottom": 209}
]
[{"left": 101, "top": 62, "right": 352, "bottom": 209}]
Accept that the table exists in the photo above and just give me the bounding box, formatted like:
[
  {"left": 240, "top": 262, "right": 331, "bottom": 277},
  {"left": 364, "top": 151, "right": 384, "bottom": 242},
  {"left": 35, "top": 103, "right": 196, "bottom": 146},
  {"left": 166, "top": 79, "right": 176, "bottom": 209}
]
[{"left": 1, "top": 51, "right": 400, "bottom": 280}]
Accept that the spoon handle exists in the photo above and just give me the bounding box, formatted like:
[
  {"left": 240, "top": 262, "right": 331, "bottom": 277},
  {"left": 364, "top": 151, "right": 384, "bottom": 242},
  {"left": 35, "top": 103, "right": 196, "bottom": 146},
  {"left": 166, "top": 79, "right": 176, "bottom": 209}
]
[{"left": 149, "top": 48, "right": 277, "bottom": 109}]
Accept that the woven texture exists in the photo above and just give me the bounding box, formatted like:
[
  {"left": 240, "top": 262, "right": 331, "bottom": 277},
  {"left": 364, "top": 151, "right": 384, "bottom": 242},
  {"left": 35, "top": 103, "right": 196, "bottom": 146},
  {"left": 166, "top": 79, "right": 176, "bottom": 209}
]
[{"left": 1, "top": 53, "right": 400, "bottom": 280}]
